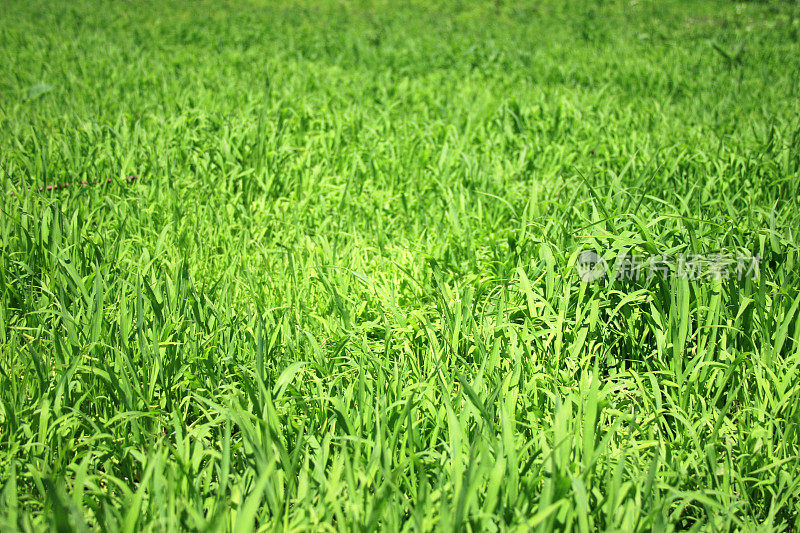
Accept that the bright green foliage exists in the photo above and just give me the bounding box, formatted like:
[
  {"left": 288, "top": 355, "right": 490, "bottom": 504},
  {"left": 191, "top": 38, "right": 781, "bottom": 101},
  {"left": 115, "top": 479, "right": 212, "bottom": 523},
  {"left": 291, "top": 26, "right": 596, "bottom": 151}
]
[{"left": 1, "top": 0, "right": 800, "bottom": 530}]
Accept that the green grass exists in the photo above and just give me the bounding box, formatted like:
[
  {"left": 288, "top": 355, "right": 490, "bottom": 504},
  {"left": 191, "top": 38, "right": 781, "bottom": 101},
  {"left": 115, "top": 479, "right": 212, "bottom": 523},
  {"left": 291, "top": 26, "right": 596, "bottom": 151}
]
[{"left": 1, "top": 0, "right": 800, "bottom": 530}]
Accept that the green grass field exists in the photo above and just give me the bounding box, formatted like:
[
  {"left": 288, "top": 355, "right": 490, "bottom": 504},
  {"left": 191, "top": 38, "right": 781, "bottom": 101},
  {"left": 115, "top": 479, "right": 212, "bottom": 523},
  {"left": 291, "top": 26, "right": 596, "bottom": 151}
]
[{"left": 2, "top": 0, "right": 800, "bottom": 530}]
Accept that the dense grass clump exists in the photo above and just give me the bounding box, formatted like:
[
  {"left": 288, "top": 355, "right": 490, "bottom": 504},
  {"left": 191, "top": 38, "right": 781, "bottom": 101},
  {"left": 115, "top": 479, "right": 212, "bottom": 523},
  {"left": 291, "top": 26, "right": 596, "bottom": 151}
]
[{"left": 1, "top": 0, "right": 800, "bottom": 530}]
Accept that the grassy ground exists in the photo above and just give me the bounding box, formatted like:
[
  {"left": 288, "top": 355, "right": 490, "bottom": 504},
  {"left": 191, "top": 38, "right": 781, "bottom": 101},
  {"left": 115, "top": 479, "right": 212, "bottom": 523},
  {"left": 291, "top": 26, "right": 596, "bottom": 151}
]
[{"left": 1, "top": 0, "right": 800, "bottom": 530}]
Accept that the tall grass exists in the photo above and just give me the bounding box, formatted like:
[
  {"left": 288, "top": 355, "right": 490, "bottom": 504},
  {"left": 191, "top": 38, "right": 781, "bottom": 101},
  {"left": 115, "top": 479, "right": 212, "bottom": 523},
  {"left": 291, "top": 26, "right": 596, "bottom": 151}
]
[{"left": 1, "top": 0, "right": 799, "bottom": 529}]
